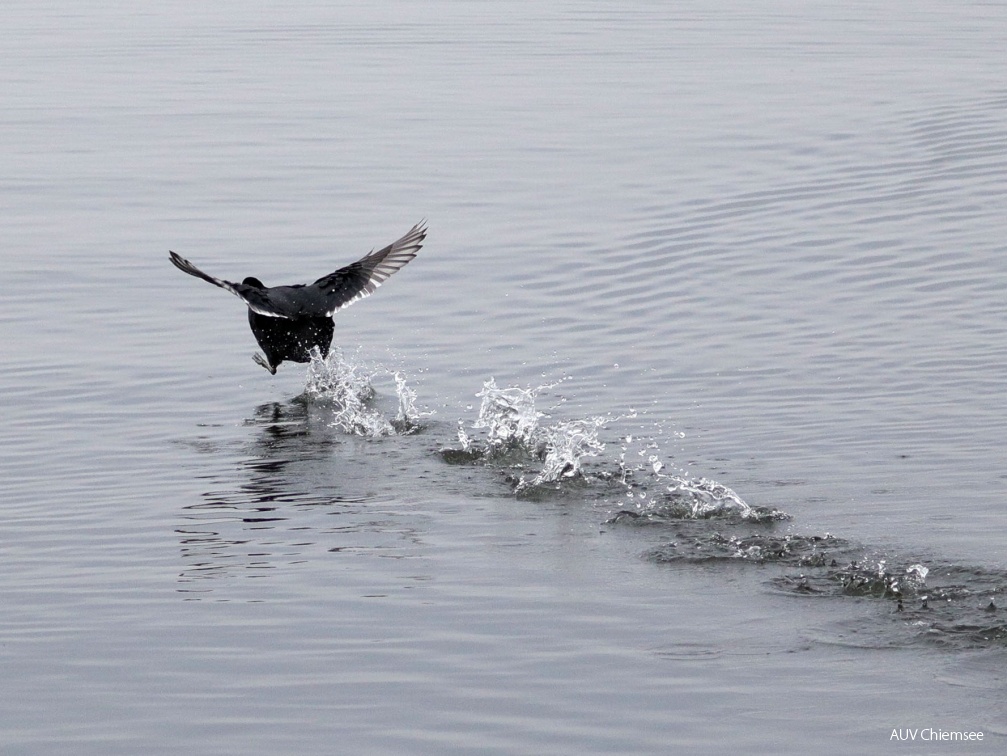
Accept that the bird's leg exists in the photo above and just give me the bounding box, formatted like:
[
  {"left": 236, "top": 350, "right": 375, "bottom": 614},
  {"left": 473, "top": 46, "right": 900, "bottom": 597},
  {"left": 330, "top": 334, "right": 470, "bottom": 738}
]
[{"left": 252, "top": 353, "right": 277, "bottom": 374}]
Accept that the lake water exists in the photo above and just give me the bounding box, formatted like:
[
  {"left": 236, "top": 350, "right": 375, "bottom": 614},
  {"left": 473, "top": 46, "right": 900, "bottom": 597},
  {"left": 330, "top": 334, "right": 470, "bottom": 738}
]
[{"left": 2, "top": 1, "right": 1006, "bottom": 753}]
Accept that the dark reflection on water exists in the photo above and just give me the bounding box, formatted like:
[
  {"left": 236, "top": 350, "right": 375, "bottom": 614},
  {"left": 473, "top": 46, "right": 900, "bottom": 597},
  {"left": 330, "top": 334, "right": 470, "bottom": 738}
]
[{"left": 176, "top": 399, "right": 405, "bottom": 592}]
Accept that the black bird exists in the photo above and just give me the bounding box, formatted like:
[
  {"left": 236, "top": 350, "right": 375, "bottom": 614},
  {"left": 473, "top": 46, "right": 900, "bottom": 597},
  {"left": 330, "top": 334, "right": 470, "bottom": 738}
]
[{"left": 169, "top": 221, "right": 426, "bottom": 374}]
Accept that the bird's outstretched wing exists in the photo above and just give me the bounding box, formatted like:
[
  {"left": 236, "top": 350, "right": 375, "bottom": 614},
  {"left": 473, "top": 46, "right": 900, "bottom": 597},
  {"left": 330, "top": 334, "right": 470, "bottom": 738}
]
[
  {"left": 311, "top": 221, "right": 426, "bottom": 316},
  {"left": 168, "top": 251, "right": 280, "bottom": 317},
  {"left": 169, "top": 220, "right": 426, "bottom": 319}
]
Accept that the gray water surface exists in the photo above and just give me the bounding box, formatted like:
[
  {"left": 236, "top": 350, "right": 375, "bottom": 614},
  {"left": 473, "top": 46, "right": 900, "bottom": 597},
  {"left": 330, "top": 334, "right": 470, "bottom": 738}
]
[{"left": 3, "top": 2, "right": 1007, "bottom": 754}]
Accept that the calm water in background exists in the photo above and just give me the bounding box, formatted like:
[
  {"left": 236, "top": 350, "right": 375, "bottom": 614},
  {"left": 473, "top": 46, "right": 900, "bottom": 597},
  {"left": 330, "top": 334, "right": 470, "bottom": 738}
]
[{"left": 3, "top": 1, "right": 1007, "bottom": 753}]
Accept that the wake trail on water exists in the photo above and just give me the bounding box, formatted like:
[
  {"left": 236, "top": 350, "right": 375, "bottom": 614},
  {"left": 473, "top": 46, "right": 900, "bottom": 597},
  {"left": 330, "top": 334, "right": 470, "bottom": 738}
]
[{"left": 299, "top": 353, "right": 1007, "bottom": 651}]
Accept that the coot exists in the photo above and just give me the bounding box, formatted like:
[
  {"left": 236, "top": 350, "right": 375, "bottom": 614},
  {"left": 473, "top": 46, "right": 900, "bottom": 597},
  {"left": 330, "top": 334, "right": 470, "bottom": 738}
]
[{"left": 169, "top": 221, "right": 426, "bottom": 373}]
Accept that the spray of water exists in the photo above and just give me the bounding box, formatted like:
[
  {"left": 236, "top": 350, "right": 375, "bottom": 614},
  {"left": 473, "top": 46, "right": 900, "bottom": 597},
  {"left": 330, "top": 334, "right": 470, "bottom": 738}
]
[
  {"left": 446, "top": 379, "right": 610, "bottom": 491},
  {"left": 446, "top": 378, "right": 761, "bottom": 507},
  {"left": 471, "top": 378, "right": 546, "bottom": 450},
  {"left": 307, "top": 362, "right": 755, "bottom": 512},
  {"left": 610, "top": 432, "right": 786, "bottom": 521},
  {"left": 303, "top": 348, "right": 427, "bottom": 437},
  {"left": 524, "top": 417, "right": 608, "bottom": 490}
]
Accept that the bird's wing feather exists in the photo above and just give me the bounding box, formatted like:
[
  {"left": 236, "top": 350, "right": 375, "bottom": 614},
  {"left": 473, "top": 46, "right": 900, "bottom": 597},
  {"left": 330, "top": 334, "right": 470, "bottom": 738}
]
[
  {"left": 310, "top": 221, "right": 426, "bottom": 317},
  {"left": 168, "top": 251, "right": 286, "bottom": 317}
]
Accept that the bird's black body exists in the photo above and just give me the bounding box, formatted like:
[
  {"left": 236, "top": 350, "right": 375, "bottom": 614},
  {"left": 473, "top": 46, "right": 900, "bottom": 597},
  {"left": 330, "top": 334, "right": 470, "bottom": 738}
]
[
  {"left": 247, "top": 309, "right": 334, "bottom": 371},
  {"left": 169, "top": 222, "right": 426, "bottom": 374}
]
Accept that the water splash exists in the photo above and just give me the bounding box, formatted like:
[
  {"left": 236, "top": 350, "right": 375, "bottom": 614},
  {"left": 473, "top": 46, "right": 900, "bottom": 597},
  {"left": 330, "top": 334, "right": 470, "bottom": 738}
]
[
  {"left": 445, "top": 379, "right": 763, "bottom": 507},
  {"left": 443, "top": 379, "right": 608, "bottom": 492},
  {"left": 471, "top": 378, "right": 546, "bottom": 451},
  {"left": 303, "top": 348, "right": 427, "bottom": 437},
  {"left": 610, "top": 433, "right": 787, "bottom": 522},
  {"left": 392, "top": 371, "right": 423, "bottom": 434},
  {"left": 653, "top": 477, "right": 787, "bottom": 522},
  {"left": 527, "top": 417, "right": 607, "bottom": 487}
]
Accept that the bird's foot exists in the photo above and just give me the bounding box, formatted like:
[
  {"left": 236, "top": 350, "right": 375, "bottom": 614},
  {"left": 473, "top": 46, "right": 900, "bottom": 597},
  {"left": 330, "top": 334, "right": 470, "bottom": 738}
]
[{"left": 252, "top": 353, "right": 277, "bottom": 374}]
